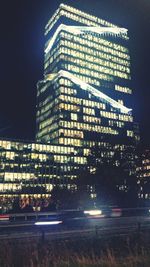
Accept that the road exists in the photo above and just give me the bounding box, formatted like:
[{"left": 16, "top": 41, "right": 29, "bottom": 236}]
[{"left": 0, "top": 215, "right": 150, "bottom": 240}]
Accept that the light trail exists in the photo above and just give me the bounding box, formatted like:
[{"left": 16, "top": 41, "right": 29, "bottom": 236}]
[{"left": 35, "top": 221, "right": 62, "bottom": 226}]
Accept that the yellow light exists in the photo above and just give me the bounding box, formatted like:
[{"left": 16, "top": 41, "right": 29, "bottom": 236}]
[{"left": 84, "top": 209, "right": 102, "bottom": 216}]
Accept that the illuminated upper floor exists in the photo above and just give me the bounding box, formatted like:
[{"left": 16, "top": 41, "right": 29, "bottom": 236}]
[
  {"left": 45, "top": 3, "right": 127, "bottom": 39},
  {"left": 43, "top": 4, "right": 131, "bottom": 96}
]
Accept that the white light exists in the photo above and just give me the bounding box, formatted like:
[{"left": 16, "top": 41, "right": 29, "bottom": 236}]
[
  {"left": 35, "top": 221, "right": 62, "bottom": 226},
  {"left": 84, "top": 210, "right": 102, "bottom": 216},
  {"left": 0, "top": 217, "right": 9, "bottom": 221},
  {"left": 46, "top": 70, "right": 132, "bottom": 114},
  {"left": 45, "top": 24, "right": 128, "bottom": 54},
  {"left": 45, "top": 24, "right": 64, "bottom": 54}
]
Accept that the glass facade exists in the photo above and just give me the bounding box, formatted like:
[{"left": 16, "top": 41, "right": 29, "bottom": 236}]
[
  {"left": 0, "top": 4, "right": 136, "bottom": 204},
  {"left": 0, "top": 139, "right": 87, "bottom": 197},
  {"left": 36, "top": 4, "right": 135, "bottom": 176},
  {"left": 137, "top": 150, "right": 150, "bottom": 199}
]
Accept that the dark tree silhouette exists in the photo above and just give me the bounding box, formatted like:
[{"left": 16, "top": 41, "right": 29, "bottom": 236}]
[
  {"left": 76, "top": 144, "right": 138, "bottom": 207},
  {"left": 11, "top": 197, "right": 21, "bottom": 213}
]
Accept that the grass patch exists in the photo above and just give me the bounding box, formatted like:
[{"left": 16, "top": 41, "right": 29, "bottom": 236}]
[{"left": 0, "top": 232, "right": 150, "bottom": 266}]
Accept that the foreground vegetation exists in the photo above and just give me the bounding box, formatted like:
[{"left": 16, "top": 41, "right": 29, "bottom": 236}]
[{"left": 0, "top": 232, "right": 150, "bottom": 267}]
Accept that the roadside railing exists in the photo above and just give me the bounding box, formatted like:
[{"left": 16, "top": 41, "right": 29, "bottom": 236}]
[{"left": 0, "top": 207, "right": 150, "bottom": 222}]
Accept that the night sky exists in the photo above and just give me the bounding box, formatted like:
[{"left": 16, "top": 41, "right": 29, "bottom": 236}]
[{"left": 0, "top": 0, "right": 150, "bottom": 147}]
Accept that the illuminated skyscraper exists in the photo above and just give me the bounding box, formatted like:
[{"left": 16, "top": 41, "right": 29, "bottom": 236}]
[
  {"left": 36, "top": 4, "right": 135, "bottom": 180},
  {"left": 0, "top": 4, "right": 139, "bottom": 210}
]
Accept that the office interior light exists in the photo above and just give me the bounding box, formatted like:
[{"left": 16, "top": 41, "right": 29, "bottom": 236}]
[
  {"left": 46, "top": 70, "right": 132, "bottom": 114},
  {"left": 45, "top": 24, "right": 128, "bottom": 54}
]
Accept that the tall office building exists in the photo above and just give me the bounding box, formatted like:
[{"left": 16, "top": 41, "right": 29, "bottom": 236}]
[
  {"left": 36, "top": 3, "right": 135, "bottom": 181},
  {"left": 0, "top": 4, "right": 137, "bottom": 210},
  {"left": 136, "top": 149, "right": 150, "bottom": 199}
]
